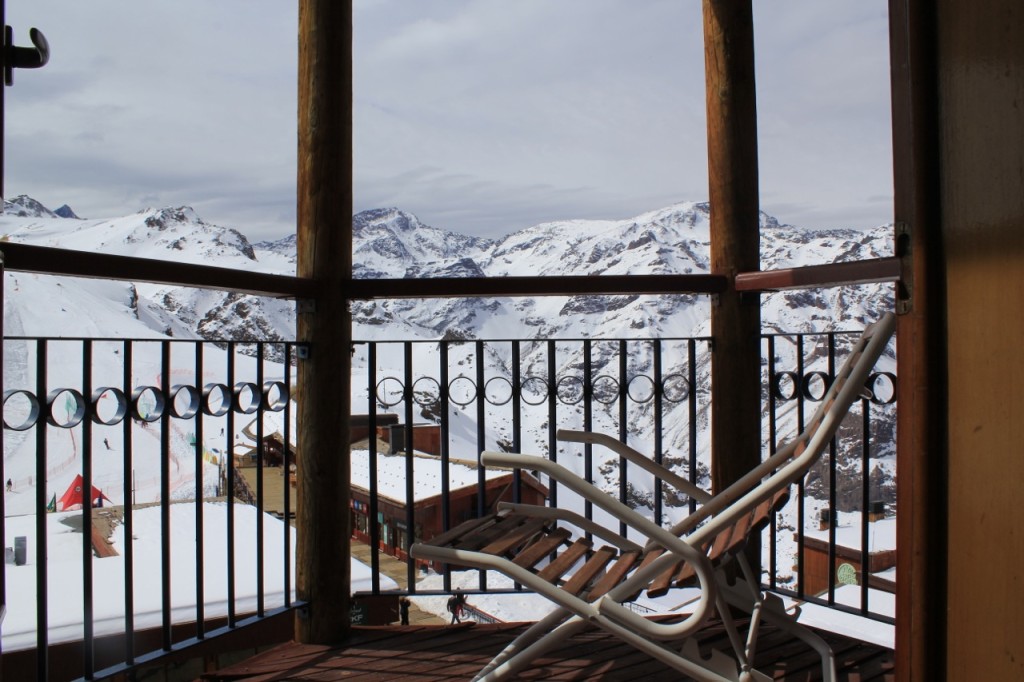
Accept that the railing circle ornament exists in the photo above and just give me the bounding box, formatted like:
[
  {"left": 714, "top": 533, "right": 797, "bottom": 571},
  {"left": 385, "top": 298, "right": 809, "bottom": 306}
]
[
  {"left": 801, "top": 371, "right": 830, "bottom": 402},
  {"left": 661, "top": 373, "right": 691, "bottom": 403},
  {"left": 772, "top": 371, "right": 799, "bottom": 402},
  {"left": 232, "top": 382, "right": 261, "bottom": 415},
  {"left": 520, "top": 376, "right": 549, "bottom": 406},
  {"left": 447, "top": 376, "right": 478, "bottom": 408},
  {"left": 262, "top": 381, "right": 289, "bottom": 412},
  {"left": 375, "top": 377, "right": 406, "bottom": 408},
  {"left": 555, "top": 375, "right": 585, "bottom": 405},
  {"left": 867, "top": 371, "right": 898, "bottom": 405},
  {"left": 3, "top": 389, "right": 41, "bottom": 431},
  {"left": 201, "top": 383, "right": 231, "bottom": 418},
  {"left": 91, "top": 387, "right": 129, "bottom": 425},
  {"left": 130, "top": 386, "right": 165, "bottom": 423},
  {"left": 483, "top": 377, "right": 514, "bottom": 406},
  {"left": 46, "top": 388, "right": 87, "bottom": 429},
  {"left": 169, "top": 385, "right": 201, "bottom": 420},
  {"left": 627, "top": 375, "right": 656, "bottom": 404},
  {"left": 591, "top": 375, "right": 620, "bottom": 405},
  {"left": 412, "top": 377, "right": 442, "bottom": 407}
]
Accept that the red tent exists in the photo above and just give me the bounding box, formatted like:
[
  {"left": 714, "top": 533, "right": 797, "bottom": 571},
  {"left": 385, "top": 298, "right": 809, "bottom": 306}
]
[{"left": 58, "top": 474, "right": 111, "bottom": 511}]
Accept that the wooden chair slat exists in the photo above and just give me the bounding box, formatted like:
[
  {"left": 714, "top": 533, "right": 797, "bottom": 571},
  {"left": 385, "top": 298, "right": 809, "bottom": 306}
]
[
  {"left": 587, "top": 549, "right": 641, "bottom": 599},
  {"left": 561, "top": 546, "right": 617, "bottom": 596},
  {"left": 536, "top": 539, "right": 592, "bottom": 582},
  {"left": 511, "top": 527, "right": 572, "bottom": 569},
  {"left": 481, "top": 517, "right": 549, "bottom": 556},
  {"left": 459, "top": 514, "right": 536, "bottom": 551},
  {"left": 646, "top": 556, "right": 686, "bottom": 599},
  {"left": 425, "top": 514, "right": 502, "bottom": 549}
]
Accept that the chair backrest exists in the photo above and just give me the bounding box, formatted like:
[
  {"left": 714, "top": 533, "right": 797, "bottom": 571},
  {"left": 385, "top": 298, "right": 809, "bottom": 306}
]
[{"left": 677, "top": 312, "right": 896, "bottom": 546}]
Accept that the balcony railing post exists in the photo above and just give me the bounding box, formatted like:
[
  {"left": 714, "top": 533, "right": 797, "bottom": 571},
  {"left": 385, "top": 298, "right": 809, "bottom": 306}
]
[{"left": 296, "top": 0, "right": 353, "bottom": 644}]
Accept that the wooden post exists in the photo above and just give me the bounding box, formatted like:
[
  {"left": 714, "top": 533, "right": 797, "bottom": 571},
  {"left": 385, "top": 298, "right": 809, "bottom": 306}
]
[
  {"left": 296, "top": 0, "right": 353, "bottom": 644},
  {"left": 703, "top": 0, "right": 762, "bottom": 496},
  {"left": 888, "top": 1, "right": 946, "bottom": 679}
]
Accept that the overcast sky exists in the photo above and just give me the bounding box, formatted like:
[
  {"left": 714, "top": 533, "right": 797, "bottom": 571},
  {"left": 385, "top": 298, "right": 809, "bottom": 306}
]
[{"left": 5, "top": 1, "right": 892, "bottom": 242}]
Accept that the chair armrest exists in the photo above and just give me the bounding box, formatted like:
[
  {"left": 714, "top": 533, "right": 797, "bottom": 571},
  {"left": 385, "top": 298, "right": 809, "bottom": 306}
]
[{"left": 557, "top": 429, "right": 712, "bottom": 505}]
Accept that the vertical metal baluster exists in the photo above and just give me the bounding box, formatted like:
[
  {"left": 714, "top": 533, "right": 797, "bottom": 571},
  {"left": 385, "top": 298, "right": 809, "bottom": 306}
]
[
  {"left": 582, "top": 339, "right": 593, "bottom": 535},
  {"left": 194, "top": 341, "right": 205, "bottom": 637},
  {"left": 511, "top": 341, "right": 522, "bottom": 503},
  {"left": 617, "top": 340, "right": 628, "bottom": 539},
  {"left": 438, "top": 340, "right": 451, "bottom": 593},
  {"left": 403, "top": 342, "right": 416, "bottom": 591},
  {"left": 82, "top": 340, "right": 95, "bottom": 676},
  {"left": 160, "top": 341, "right": 172, "bottom": 650},
  {"left": 122, "top": 340, "right": 135, "bottom": 665},
  {"left": 35, "top": 339, "right": 48, "bottom": 678},
  {"left": 226, "top": 342, "right": 236, "bottom": 625},
  {"left": 688, "top": 339, "right": 699, "bottom": 516},
  {"left": 282, "top": 342, "right": 293, "bottom": 606},
  {"left": 366, "top": 342, "right": 381, "bottom": 594},
  {"left": 826, "top": 334, "right": 838, "bottom": 606},
  {"left": 546, "top": 340, "right": 557, "bottom": 509},
  {"left": 653, "top": 340, "right": 664, "bottom": 528},
  {"left": 795, "top": 334, "right": 806, "bottom": 599},
  {"left": 474, "top": 340, "right": 486, "bottom": 515},
  {"left": 473, "top": 339, "right": 487, "bottom": 592},
  {"left": 256, "top": 342, "right": 265, "bottom": 616}
]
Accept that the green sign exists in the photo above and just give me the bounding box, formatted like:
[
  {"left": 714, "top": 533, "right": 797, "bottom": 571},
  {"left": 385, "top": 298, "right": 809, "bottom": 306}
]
[
  {"left": 350, "top": 601, "right": 367, "bottom": 625},
  {"left": 836, "top": 562, "right": 858, "bottom": 586}
]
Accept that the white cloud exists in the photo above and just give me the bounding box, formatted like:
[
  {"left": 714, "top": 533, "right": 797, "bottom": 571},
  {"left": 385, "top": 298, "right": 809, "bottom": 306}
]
[{"left": 6, "top": 1, "right": 892, "bottom": 241}]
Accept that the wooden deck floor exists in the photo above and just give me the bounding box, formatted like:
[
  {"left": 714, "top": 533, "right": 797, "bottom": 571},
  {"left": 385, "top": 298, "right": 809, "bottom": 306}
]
[{"left": 201, "top": 619, "right": 895, "bottom": 681}]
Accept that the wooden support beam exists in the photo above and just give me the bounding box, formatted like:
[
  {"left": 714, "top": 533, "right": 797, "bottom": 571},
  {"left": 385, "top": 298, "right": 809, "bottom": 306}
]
[
  {"left": 734, "top": 257, "right": 902, "bottom": 292},
  {"left": 295, "top": 0, "right": 353, "bottom": 645},
  {"left": 889, "top": 1, "right": 946, "bottom": 679},
  {"left": 703, "top": 0, "right": 762, "bottom": 496}
]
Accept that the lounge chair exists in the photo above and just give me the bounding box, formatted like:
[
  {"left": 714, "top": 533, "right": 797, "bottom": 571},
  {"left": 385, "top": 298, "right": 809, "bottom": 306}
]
[{"left": 411, "top": 312, "right": 896, "bottom": 681}]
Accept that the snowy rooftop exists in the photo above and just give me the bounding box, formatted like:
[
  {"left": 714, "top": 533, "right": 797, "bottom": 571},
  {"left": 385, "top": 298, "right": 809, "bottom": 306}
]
[{"left": 350, "top": 449, "right": 509, "bottom": 504}]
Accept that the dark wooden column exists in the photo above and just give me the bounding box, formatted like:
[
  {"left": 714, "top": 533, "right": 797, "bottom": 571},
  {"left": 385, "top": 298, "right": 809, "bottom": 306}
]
[
  {"left": 889, "top": 2, "right": 946, "bottom": 679},
  {"left": 295, "top": 0, "right": 353, "bottom": 644},
  {"left": 703, "top": 1, "right": 762, "bottom": 495}
]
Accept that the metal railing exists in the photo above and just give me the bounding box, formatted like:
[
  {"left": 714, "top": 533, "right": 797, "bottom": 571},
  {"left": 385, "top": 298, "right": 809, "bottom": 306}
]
[
  {"left": 1, "top": 336, "right": 299, "bottom": 680},
  {"left": 0, "top": 327, "right": 896, "bottom": 679},
  {"left": 351, "top": 329, "right": 897, "bottom": 624}
]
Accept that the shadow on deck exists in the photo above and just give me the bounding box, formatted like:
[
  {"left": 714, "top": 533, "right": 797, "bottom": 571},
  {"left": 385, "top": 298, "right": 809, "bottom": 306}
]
[{"left": 201, "top": 618, "right": 895, "bottom": 681}]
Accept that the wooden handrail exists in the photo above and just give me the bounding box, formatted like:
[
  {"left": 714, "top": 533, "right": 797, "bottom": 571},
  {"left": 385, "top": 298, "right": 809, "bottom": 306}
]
[
  {"left": 0, "top": 241, "right": 314, "bottom": 299},
  {"left": 0, "top": 240, "right": 900, "bottom": 300},
  {"left": 347, "top": 273, "right": 727, "bottom": 300},
  {"left": 734, "top": 257, "right": 902, "bottom": 292},
  {"left": 0, "top": 241, "right": 728, "bottom": 301}
]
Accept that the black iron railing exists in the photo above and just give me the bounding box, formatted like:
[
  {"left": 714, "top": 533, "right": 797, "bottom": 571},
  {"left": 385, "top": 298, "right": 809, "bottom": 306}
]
[
  {"left": 353, "top": 330, "right": 897, "bottom": 624},
  {"left": 0, "top": 327, "right": 896, "bottom": 679},
  {"left": 1, "top": 336, "right": 298, "bottom": 680}
]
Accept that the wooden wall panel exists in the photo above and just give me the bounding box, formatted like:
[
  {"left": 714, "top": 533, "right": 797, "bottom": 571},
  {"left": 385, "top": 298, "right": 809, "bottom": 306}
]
[{"left": 938, "top": 0, "right": 1024, "bottom": 677}]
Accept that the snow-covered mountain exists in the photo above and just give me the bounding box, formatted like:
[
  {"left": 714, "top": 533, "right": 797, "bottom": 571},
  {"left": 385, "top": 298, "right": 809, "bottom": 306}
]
[
  {"left": 1, "top": 196, "right": 897, "bottom": 524},
  {"left": 2, "top": 194, "right": 894, "bottom": 343}
]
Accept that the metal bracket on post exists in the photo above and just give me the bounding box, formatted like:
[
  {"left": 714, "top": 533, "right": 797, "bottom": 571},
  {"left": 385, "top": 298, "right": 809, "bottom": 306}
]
[
  {"left": 4, "top": 25, "right": 49, "bottom": 86},
  {"left": 296, "top": 298, "right": 316, "bottom": 315},
  {"left": 895, "top": 221, "right": 913, "bottom": 315}
]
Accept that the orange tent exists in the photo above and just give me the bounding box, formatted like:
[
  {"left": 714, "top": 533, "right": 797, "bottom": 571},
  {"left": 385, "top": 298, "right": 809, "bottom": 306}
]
[{"left": 58, "top": 474, "right": 111, "bottom": 511}]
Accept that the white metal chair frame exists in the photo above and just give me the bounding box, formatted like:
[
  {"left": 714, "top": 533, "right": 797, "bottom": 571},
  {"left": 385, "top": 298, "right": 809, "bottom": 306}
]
[{"left": 411, "top": 312, "right": 896, "bottom": 682}]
